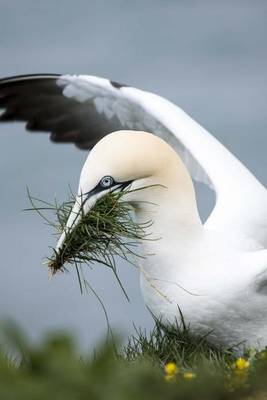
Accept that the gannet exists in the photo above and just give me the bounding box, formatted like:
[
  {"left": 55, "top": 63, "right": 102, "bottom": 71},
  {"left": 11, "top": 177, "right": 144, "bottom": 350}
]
[{"left": 0, "top": 74, "right": 267, "bottom": 349}]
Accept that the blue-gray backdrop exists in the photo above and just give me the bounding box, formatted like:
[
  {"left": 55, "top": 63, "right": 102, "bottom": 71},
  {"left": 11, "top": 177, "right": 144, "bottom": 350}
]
[{"left": 0, "top": 0, "right": 266, "bottom": 351}]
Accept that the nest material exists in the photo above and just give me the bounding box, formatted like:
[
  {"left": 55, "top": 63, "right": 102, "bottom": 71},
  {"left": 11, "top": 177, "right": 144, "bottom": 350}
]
[{"left": 28, "top": 187, "right": 153, "bottom": 280}]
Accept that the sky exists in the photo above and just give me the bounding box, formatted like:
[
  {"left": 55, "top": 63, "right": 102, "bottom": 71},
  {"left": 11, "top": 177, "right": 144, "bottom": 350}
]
[{"left": 0, "top": 1, "right": 266, "bottom": 351}]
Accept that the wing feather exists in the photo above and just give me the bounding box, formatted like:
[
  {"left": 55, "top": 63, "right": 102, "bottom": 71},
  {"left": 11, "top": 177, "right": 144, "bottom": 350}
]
[{"left": 0, "top": 73, "right": 266, "bottom": 245}]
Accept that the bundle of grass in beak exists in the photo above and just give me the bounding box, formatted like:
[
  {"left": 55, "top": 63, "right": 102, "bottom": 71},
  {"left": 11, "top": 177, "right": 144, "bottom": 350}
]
[{"left": 27, "top": 187, "right": 153, "bottom": 295}]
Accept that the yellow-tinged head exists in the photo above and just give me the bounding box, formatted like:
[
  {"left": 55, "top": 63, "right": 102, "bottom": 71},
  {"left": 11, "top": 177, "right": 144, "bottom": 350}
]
[{"left": 56, "top": 130, "right": 201, "bottom": 253}]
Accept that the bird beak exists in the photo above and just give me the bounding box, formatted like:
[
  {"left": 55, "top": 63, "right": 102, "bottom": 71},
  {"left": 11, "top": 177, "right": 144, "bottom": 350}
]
[
  {"left": 55, "top": 179, "right": 134, "bottom": 256},
  {"left": 55, "top": 190, "right": 98, "bottom": 253}
]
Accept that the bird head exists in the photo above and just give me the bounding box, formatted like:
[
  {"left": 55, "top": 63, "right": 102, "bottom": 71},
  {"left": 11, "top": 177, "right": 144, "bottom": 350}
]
[{"left": 56, "top": 130, "right": 196, "bottom": 252}]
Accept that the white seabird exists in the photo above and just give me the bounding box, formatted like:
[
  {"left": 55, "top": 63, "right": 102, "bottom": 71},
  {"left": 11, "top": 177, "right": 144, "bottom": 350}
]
[{"left": 0, "top": 74, "right": 267, "bottom": 349}]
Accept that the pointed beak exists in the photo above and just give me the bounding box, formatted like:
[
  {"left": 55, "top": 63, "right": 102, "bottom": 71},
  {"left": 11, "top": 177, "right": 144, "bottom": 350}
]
[
  {"left": 54, "top": 179, "right": 133, "bottom": 256},
  {"left": 55, "top": 191, "right": 97, "bottom": 253}
]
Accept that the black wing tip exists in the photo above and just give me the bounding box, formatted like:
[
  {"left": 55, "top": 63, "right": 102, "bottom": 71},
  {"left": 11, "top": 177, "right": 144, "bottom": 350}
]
[
  {"left": 0, "top": 75, "right": 128, "bottom": 91},
  {"left": 110, "top": 80, "right": 128, "bottom": 89},
  {"left": 0, "top": 73, "right": 62, "bottom": 86}
]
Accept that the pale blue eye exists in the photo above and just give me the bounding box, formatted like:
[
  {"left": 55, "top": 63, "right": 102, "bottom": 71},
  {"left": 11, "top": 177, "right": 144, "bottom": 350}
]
[{"left": 100, "top": 176, "right": 114, "bottom": 188}]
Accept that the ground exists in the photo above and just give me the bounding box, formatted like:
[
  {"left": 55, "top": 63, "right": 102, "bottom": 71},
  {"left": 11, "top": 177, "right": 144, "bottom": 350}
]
[{"left": 1, "top": 318, "right": 267, "bottom": 400}]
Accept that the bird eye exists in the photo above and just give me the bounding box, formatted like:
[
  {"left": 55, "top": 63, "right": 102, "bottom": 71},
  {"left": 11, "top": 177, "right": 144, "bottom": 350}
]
[{"left": 100, "top": 176, "right": 114, "bottom": 188}]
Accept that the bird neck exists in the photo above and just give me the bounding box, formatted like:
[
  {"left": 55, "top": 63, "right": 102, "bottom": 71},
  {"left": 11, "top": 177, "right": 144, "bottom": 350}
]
[{"left": 134, "top": 157, "right": 203, "bottom": 240}]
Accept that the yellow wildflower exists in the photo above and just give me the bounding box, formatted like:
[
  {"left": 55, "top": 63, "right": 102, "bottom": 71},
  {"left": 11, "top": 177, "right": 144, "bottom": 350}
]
[
  {"left": 164, "top": 362, "right": 178, "bottom": 376},
  {"left": 183, "top": 372, "right": 196, "bottom": 380},
  {"left": 235, "top": 358, "right": 250, "bottom": 370},
  {"left": 164, "top": 362, "right": 178, "bottom": 382}
]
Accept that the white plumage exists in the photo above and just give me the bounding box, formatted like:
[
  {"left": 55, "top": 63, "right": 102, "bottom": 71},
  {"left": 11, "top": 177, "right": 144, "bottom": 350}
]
[{"left": 0, "top": 73, "right": 266, "bottom": 349}]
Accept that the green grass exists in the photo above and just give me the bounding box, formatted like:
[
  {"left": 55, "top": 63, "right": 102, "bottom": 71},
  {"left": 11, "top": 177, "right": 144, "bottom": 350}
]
[
  {"left": 27, "top": 186, "right": 154, "bottom": 297},
  {"left": 123, "top": 314, "right": 233, "bottom": 370},
  {"left": 0, "top": 319, "right": 267, "bottom": 400}
]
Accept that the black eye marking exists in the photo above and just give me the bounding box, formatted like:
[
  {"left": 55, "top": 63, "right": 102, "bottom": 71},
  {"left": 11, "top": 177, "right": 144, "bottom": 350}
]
[
  {"left": 81, "top": 177, "right": 133, "bottom": 200},
  {"left": 100, "top": 175, "right": 114, "bottom": 189}
]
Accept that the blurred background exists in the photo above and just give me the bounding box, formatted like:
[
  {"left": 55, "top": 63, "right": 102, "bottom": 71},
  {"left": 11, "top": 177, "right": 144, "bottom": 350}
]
[{"left": 0, "top": 0, "right": 266, "bottom": 351}]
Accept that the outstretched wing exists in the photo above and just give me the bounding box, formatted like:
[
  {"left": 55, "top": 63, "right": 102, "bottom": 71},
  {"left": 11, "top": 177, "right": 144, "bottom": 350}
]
[{"left": 0, "top": 73, "right": 266, "bottom": 246}]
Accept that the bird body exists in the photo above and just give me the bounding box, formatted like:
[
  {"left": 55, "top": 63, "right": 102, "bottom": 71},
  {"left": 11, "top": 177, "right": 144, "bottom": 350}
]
[
  {"left": 1, "top": 74, "right": 267, "bottom": 349},
  {"left": 140, "top": 223, "right": 267, "bottom": 349},
  {"left": 99, "top": 131, "right": 267, "bottom": 350}
]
